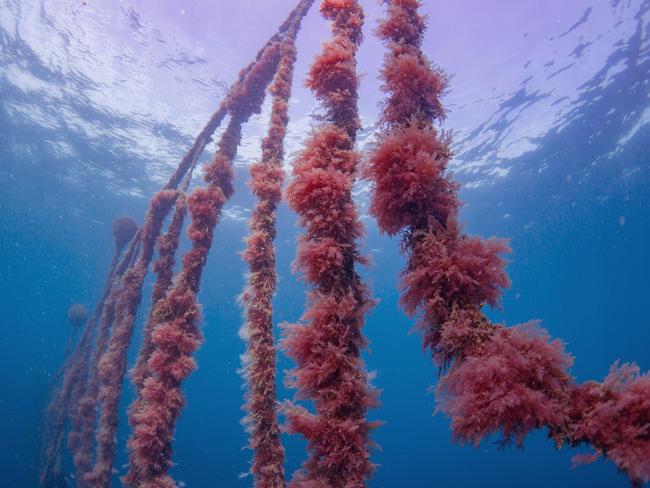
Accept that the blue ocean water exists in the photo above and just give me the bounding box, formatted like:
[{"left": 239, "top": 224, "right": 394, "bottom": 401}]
[{"left": 0, "top": 1, "right": 648, "bottom": 487}]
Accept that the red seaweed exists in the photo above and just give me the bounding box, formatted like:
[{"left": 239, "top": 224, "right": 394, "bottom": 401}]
[
  {"left": 281, "top": 1, "right": 379, "bottom": 486},
  {"left": 366, "top": 1, "right": 650, "bottom": 485},
  {"left": 568, "top": 363, "right": 650, "bottom": 485},
  {"left": 67, "top": 303, "right": 89, "bottom": 329},
  {"left": 131, "top": 193, "right": 188, "bottom": 396},
  {"left": 437, "top": 322, "right": 574, "bottom": 447},
  {"left": 40, "top": 11, "right": 305, "bottom": 481},
  {"left": 124, "top": 60, "right": 274, "bottom": 488},
  {"left": 41, "top": 7, "right": 314, "bottom": 485},
  {"left": 124, "top": 4, "right": 315, "bottom": 486},
  {"left": 112, "top": 216, "right": 140, "bottom": 251},
  {"left": 84, "top": 189, "right": 179, "bottom": 488},
  {"left": 38, "top": 216, "right": 137, "bottom": 487},
  {"left": 38, "top": 2, "right": 648, "bottom": 486},
  {"left": 239, "top": 8, "right": 307, "bottom": 487}
]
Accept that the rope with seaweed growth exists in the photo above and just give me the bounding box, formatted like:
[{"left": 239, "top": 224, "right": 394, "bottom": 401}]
[
  {"left": 38, "top": 217, "right": 137, "bottom": 486},
  {"left": 124, "top": 3, "right": 315, "bottom": 486},
  {"left": 281, "top": 1, "right": 379, "bottom": 486},
  {"left": 124, "top": 41, "right": 280, "bottom": 488},
  {"left": 366, "top": 1, "right": 650, "bottom": 485},
  {"left": 64, "top": 8, "right": 316, "bottom": 488},
  {"left": 239, "top": 8, "right": 308, "bottom": 486},
  {"left": 38, "top": 5, "right": 315, "bottom": 483},
  {"left": 124, "top": 174, "right": 190, "bottom": 485}
]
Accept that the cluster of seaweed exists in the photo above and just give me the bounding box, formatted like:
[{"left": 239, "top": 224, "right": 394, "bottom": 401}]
[
  {"left": 282, "top": 1, "right": 378, "bottom": 486},
  {"left": 366, "top": 0, "right": 649, "bottom": 485},
  {"left": 40, "top": 1, "right": 649, "bottom": 487}
]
